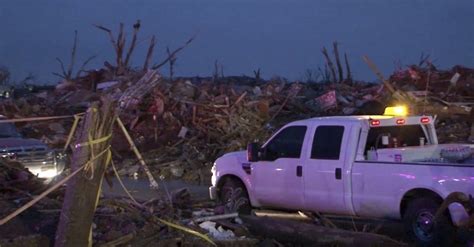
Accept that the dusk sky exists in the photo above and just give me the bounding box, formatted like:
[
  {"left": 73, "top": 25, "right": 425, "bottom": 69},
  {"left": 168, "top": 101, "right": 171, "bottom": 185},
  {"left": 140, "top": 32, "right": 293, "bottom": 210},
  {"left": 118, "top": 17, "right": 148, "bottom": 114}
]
[{"left": 1, "top": 0, "right": 473, "bottom": 83}]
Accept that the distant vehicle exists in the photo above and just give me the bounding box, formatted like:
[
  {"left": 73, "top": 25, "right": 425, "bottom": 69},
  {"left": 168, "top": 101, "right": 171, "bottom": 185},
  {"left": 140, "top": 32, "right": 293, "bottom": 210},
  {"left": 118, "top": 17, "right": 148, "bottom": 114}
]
[
  {"left": 0, "top": 85, "right": 14, "bottom": 99},
  {"left": 210, "top": 106, "right": 474, "bottom": 245},
  {"left": 0, "top": 116, "right": 67, "bottom": 178}
]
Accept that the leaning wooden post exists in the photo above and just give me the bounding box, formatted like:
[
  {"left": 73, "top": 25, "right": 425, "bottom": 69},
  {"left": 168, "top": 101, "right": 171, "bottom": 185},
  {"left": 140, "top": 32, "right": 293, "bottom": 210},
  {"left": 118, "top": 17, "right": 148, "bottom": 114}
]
[
  {"left": 116, "top": 117, "right": 159, "bottom": 189},
  {"left": 55, "top": 97, "right": 116, "bottom": 247}
]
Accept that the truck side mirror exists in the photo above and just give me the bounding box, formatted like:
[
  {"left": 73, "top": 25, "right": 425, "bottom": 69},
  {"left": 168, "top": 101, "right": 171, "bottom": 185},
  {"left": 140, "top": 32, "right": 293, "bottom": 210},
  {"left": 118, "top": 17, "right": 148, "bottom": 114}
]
[{"left": 247, "top": 142, "right": 260, "bottom": 162}]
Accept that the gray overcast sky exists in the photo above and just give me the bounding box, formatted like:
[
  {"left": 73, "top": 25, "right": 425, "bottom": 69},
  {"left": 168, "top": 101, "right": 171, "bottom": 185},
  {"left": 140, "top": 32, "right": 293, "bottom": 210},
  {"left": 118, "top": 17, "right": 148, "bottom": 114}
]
[{"left": 1, "top": 0, "right": 473, "bottom": 83}]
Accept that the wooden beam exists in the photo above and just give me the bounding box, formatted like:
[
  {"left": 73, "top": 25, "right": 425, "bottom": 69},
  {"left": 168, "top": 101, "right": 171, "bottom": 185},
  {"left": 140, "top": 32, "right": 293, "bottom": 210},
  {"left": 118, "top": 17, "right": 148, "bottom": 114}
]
[
  {"left": 240, "top": 215, "right": 405, "bottom": 246},
  {"left": 54, "top": 98, "right": 116, "bottom": 247}
]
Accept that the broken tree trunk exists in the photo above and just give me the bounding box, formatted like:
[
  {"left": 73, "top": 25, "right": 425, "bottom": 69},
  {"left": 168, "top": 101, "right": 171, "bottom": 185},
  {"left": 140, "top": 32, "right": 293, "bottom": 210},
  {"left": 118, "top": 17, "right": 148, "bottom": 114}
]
[
  {"left": 54, "top": 97, "right": 116, "bottom": 247},
  {"left": 322, "top": 47, "right": 337, "bottom": 83},
  {"left": 240, "top": 215, "right": 405, "bottom": 247},
  {"left": 143, "top": 35, "right": 156, "bottom": 71},
  {"left": 110, "top": 69, "right": 161, "bottom": 109},
  {"left": 344, "top": 52, "right": 352, "bottom": 82},
  {"left": 333, "top": 42, "right": 344, "bottom": 83}
]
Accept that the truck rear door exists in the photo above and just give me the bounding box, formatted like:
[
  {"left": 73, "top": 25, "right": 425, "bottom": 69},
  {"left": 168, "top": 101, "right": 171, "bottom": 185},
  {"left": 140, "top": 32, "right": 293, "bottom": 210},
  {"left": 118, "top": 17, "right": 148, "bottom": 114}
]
[{"left": 303, "top": 123, "right": 352, "bottom": 214}]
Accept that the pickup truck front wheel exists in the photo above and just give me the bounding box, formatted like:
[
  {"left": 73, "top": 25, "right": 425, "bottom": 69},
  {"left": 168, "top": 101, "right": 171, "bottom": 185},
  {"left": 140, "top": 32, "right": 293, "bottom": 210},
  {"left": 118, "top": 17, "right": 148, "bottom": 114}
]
[
  {"left": 403, "top": 197, "right": 455, "bottom": 246},
  {"left": 219, "top": 178, "right": 251, "bottom": 215}
]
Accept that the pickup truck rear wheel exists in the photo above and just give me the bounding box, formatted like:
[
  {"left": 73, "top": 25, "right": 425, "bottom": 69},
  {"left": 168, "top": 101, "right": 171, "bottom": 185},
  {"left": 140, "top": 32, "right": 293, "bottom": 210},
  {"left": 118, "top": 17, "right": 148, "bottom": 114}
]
[
  {"left": 403, "top": 197, "right": 455, "bottom": 246},
  {"left": 219, "top": 178, "right": 251, "bottom": 215}
]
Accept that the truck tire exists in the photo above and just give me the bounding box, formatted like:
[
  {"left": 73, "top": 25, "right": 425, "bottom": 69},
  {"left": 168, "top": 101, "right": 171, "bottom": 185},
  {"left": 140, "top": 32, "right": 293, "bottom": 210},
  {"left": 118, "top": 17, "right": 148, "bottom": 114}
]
[
  {"left": 219, "top": 178, "right": 251, "bottom": 215},
  {"left": 403, "top": 197, "right": 456, "bottom": 246}
]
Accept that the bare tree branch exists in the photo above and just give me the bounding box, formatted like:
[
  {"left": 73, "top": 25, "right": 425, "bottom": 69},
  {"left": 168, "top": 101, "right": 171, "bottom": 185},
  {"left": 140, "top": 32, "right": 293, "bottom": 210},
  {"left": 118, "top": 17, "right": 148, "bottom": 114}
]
[
  {"left": 143, "top": 35, "right": 156, "bottom": 71},
  {"left": 167, "top": 46, "right": 177, "bottom": 80},
  {"left": 116, "top": 23, "right": 125, "bottom": 71},
  {"left": 419, "top": 52, "right": 431, "bottom": 67},
  {"left": 93, "top": 24, "right": 118, "bottom": 54},
  {"left": 18, "top": 73, "right": 35, "bottom": 84},
  {"left": 55, "top": 58, "right": 67, "bottom": 77},
  {"left": 52, "top": 72, "right": 66, "bottom": 79},
  {"left": 67, "top": 30, "right": 78, "bottom": 79},
  {"left": 344, "top": 52, "right": 352, "bottom": 82},
  {"left": 76, "top": 55, "right": 97, "bottom": 78},
  {"left": 152, "top": 33, "right": 197, "bottom": 70},
  {"left": 213, "top": 60, "right": 219, "bottom": 81},
  {"left": 124, "top": 20, "right": 141, "bottom": 67}
]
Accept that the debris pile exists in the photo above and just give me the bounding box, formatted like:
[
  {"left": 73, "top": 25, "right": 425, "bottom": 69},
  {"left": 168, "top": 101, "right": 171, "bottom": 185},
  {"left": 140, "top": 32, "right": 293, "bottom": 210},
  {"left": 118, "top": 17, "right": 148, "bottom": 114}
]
[
  {"left": 0, "top": 67, "right": 473, "bottom": 245},
  {"left": 391, "top": 64, "right": 474, "bottom": 99},
  {"left": 1, "top": 63, "right": 473, "bottom": 181}
]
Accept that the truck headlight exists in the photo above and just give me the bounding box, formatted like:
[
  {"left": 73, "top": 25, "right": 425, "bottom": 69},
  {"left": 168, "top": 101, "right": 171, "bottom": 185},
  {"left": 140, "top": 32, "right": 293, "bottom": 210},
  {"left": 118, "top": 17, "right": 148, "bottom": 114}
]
[
  {"left": 211, "top": 163, "right": 217, "bottom": 185},
  {"left": 211, "top": 163, "right": 216, "bottom": 173},
  {"left": 53, "top": 150, "right": 68, "bottom": 173}
]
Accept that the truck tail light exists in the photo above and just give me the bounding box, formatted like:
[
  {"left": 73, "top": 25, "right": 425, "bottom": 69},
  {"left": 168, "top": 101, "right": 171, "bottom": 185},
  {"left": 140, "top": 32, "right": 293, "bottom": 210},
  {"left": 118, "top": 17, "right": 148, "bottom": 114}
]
[
  {"left": 420, "top": 117, "right": 430, "bottom": 124},
  {"left": 396, "top": 119, "right": 405, "bottom": 125},
  {"left": 370, "top": 119, "right": 380, "bottom": 126}
]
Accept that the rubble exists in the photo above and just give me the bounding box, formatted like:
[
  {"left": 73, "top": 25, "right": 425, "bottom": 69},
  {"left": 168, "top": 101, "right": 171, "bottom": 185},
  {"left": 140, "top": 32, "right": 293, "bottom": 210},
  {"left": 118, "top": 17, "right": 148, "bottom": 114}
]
[
  {"left": 0, "top": 158, "right": 219, "bottom": 246},
  {"left": 1, "top": 62, "right": 473, "bottom": 184},
  {"left": 198, "top": 221, "right": 236, "bottom": 240}
]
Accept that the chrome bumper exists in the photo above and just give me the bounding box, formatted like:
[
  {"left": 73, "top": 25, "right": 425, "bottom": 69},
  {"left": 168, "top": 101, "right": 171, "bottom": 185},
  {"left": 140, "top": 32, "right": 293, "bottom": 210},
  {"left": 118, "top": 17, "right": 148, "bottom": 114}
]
[{"left": 209, "top": 186, "right": 217, "bottom": 200}]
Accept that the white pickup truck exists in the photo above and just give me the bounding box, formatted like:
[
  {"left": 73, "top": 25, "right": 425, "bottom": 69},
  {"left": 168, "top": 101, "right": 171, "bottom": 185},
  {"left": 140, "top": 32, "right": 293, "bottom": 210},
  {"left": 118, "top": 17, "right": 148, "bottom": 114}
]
[{"left": 209, "top": 107, "right": 474, "bottom": 245}]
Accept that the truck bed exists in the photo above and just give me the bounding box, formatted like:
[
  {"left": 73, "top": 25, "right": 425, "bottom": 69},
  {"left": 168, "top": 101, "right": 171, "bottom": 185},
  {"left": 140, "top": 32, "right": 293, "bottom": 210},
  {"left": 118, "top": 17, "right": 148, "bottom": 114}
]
[{"left": 351, "top": 160, "right": 474, "bottom": 225}]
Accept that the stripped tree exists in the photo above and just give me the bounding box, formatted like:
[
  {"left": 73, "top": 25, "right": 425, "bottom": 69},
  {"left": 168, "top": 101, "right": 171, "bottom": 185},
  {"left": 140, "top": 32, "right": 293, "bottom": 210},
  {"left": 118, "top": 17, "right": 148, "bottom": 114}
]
[{"left": 53, "top": 30, "right": 96, "bottom": 80}]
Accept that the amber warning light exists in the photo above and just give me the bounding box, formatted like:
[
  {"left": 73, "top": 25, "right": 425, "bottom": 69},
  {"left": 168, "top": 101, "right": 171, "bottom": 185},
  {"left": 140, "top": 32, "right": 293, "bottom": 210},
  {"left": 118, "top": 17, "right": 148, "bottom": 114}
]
[{"left": 383, "top": 106, "right": 408, "bottom": 116}]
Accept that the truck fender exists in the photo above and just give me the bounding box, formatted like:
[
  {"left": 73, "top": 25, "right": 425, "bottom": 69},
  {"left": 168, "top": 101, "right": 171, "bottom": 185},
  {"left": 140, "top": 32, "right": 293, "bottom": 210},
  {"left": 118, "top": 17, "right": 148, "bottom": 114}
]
[
  {"left": 215, "top": 174, "right": 257, "bottom": 207},
  {"left": 400, "top": 188, "right": 444, "bottom": 219},
  {"left": 398, "top": 187, "right": 468, "bottom": 226}
]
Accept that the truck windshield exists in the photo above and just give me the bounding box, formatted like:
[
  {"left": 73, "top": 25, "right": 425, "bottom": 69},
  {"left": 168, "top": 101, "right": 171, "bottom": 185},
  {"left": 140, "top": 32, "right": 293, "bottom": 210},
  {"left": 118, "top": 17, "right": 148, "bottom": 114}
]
[
  {"left": 0, "top": 122, "right": 22, "bottom": 138},
  {"left": 365, "top": 125, "right": 426, "bottom": 152}
]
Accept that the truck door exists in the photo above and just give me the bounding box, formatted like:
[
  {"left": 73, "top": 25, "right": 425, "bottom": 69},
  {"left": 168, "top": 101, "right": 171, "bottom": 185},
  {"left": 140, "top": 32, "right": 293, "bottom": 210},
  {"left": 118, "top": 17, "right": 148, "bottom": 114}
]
[
  {"left": 252, "top": 125, "right": 308, "bottom": 210},
  {"left": 303, "top": 124, "right": 350, "bottom": 214}
]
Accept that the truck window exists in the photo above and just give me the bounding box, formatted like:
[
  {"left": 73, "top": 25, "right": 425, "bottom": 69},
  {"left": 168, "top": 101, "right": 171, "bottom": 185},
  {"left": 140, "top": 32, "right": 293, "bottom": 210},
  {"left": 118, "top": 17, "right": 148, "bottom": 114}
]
[
  {"left": 264, "top": 126, "right": 307, "bottom": 160},
  {"left": 365, "top": 125, "right": 426, "bottom": 153},
  {"left": 311, "top": 125, "right": 344, "bottom": 160}
]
